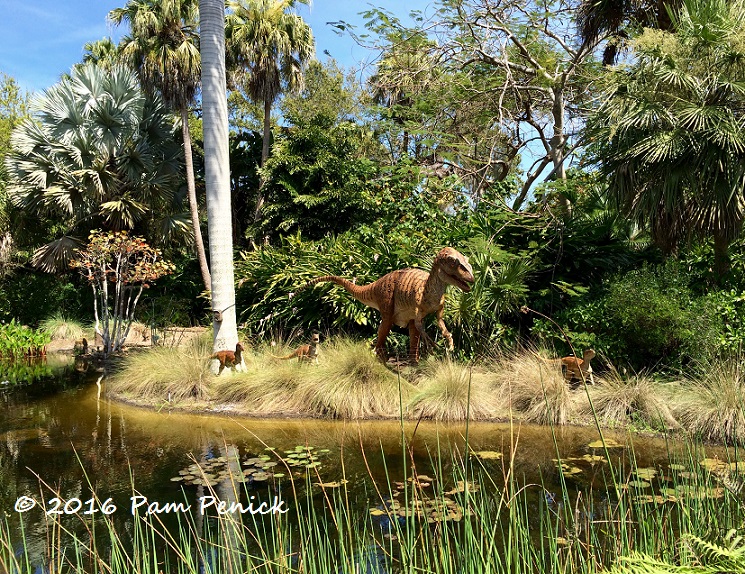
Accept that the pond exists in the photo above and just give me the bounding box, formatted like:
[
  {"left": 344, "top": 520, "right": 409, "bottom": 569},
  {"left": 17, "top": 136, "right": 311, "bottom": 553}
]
[{"left": 0, "top": 361, "right": 737, "bottom": 573}]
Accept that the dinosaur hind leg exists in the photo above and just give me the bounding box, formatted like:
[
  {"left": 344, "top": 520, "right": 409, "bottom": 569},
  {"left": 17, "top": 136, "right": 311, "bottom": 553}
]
[
  {"left": 408, "top": 320, "right": 421, "bottom": 363},
  {"left": 375, "top": 317, "right": 393, "bottom": 362}
]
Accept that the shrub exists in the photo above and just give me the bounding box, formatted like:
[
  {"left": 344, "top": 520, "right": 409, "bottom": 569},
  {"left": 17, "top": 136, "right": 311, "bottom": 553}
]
[{"left": 40, "top": 313, "right": 86, "bottom": 341}]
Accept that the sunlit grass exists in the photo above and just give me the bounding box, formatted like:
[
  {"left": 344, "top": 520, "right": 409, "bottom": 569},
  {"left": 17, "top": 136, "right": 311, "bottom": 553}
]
[
  {"left": 674, "top": 357, "right": 745, "bottom": 444},
  {"left": 582, "top": 367, "right": 678, "bottom": 430},
  {"left": 407, "top": 358, "right": 503, "bottom": 421},
  {"left": 40, "top": 313, "right": 87, "bottom": 341},
  {"left": 108, "top": 337, "right": 215, "bottom": 401},
  {"left": 490, "top": 348, "right": 572, "bottom": 425}
]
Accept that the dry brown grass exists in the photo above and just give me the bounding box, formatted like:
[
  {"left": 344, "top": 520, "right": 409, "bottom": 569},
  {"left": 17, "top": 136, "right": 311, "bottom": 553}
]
[
  {"left": 407, "top": 359, "right": 503, "bottom": 421},
  {"left": 490, "top": 348, "right": 572, "bottom": 425},
  {"left": 674, "top": 358, "right": 745, "bottom": 444},
  {"left": 108, "top": 337, "right": 214, "bottom": 400},
  {"left": 581, "top": 367, "right": 678, "bottom": 430}
]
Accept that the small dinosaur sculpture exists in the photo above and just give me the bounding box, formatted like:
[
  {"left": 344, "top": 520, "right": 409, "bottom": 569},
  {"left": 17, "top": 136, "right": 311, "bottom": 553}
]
[
  {"left": 538, "top": 349, "right": 596, "bottom": 384},
  {"left": 306, "top": 247, "right": 475, "bottom": 362},
  {"left": 272, "top": 333, "right": 320, "bottom": 364},
  {"left": 211, "top": 342, "right": 245, "bottom": 374}
]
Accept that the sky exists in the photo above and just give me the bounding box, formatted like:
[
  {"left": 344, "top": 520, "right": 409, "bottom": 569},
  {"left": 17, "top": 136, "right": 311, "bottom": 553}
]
[{"left": 0, "top": 0, "right": 433, "bottom": 95}]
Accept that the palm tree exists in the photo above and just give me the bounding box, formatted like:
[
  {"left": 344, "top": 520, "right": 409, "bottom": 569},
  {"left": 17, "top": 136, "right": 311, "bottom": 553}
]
[
  {"left": 5, "top": 63, "right": 186, "bottom": 272},
  {"left": 226, "top": 0, "right": 314, "bottom": 222},
  {"left": 81, "top": 37, "right": 120, "bottom": 70},
  {"left": 110, "top": 0, "right": 212, "bottom": 291},
  {"left": 577, "top": 0, "right": 682, "bottom": 64},
  {"left": 586, "top": 0, "right": 745, "bottom": 276},
  {"left": 200, "top": 0, "right": 239, "bottom": 356}
]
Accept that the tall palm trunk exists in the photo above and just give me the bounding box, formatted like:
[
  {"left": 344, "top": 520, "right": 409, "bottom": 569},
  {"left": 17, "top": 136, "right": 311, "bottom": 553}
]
[
  {"left": 253, "top": 96, "right": 272, "bottom": 223},
  {"left": 200, "top": 0, "right": 239, "bottom": 356},
  {"left": 181, "top": 107, "right": 211, "bottom": 290}
]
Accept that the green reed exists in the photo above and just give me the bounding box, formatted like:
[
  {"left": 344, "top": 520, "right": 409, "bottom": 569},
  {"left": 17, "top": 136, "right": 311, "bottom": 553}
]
[{"left": 2, "top": 432, "right": 745, "bottom": 574}]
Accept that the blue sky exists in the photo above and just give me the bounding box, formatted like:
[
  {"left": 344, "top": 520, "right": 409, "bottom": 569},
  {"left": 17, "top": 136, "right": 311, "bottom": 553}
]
[{"left": 0, "top": 0, "right": 433, "bottom": 95}]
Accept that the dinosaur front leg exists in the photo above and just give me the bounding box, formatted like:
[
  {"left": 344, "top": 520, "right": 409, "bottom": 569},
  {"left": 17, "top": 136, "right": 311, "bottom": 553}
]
[
  {"left": 436, "top": 308, "right": 454, "bottom": 351},
  {"left": 375, "top": 316, "right": 393, "bottom": 362}
]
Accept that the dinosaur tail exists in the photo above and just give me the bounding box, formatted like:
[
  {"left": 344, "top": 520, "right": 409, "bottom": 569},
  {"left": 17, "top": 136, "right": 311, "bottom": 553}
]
[
  {"left": 304, "top": 275, "right": 369, "bottom": 302},
  {"left": 271, "top": 353, "right": 296, "bottom": 360}
]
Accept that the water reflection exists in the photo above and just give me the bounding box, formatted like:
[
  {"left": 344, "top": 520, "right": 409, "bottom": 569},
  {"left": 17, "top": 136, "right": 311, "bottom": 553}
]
[{"left": 0, "top": 375, "right": 727, "bottom": 570}]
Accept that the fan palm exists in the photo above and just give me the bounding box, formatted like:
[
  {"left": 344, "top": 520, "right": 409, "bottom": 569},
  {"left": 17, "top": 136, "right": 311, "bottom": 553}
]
[
  {"left": 5, "top": 63, "right": 185, "bottom": 272},
  {"left": 577, "top": 0, "right": 682, "bottom": 64},
  {"left": 226, "top": 0, "right": 314, "bottom": 222},
  {"left": 586, "top": 0, "right": 745, "bottom": 276},
  {"left": 200, "top": 0, "right": 239, "bottom": 354},
  {"left": 110, "top": 0, "right": 211, "bottom": 291}
]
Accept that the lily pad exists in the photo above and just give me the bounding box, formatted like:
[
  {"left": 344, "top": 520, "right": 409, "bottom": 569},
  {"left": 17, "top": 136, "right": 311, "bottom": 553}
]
[
  {"left": 634, "top": 468, "right": 657, "bottom": 480},
  {"left": 473, "top": 450, "right": 503, "bottom": 460},
  {"left": 587, "top": 438, "right": 623, "bottom": 448}
]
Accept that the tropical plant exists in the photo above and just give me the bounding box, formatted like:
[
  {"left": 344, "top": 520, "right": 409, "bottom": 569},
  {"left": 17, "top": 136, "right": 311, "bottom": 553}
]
[
  {"left": 0, "top": 319, "right": 50, "bottom": 359},
  {"left": 586, "top": 0, "right": 745, "bottom": 275},
  {"left": 225, "top": 0, "right": 315, "bottom": 222},
  {"left": 201, "top": 0, "right": 240, "bottom": 355},
  {"left": 5, "top": 63, "right": 187, "bottom": 272},
  {"left": 80, "top": 37, "right": 120, "bottom": 70},
  {"left": 576, "top": 0, "right": 682, "bottom": 63},
  {"left": 70, "top": 230, "right": 175, "bottom": 355},
  {"left": 110, "top": 0, "right": 212, "bottom": 291}
]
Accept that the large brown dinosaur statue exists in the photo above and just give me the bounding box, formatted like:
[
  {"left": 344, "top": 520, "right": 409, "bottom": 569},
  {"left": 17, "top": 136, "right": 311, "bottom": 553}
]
[
  {"left": 211, "top": 342, "right": 245, "bottom": 374},
  {"left": 305, "top": 247, "right": 475, "bottom": 362}
]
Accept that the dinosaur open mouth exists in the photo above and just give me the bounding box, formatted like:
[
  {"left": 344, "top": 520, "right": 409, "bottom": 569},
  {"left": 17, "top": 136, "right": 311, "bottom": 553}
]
[{"left": 450, "top": 275, "right": 473, "bottom": 292}]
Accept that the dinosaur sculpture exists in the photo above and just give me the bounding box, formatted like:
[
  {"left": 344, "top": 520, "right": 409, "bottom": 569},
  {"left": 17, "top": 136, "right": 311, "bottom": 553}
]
[
  {"left": 306, "top": 247, "right": 475, "bottom": 362},
  {"left": 272, "top": 332, "right": 320, "bottom": 364},
  {"left": 537, "top": 348, "right": 596, "bottom": 384},
  {"left": 211, "top": 342, "right": 245, "bottom": 374},
  {"left": 559, "top": 349, "right": 596, "bottom": 383}
]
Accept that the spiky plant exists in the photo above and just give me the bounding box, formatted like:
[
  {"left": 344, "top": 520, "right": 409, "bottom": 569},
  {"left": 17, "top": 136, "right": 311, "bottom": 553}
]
[
  {"left": 298, "top": 338, "right": 414, "bottom": 419},
  {"left": 40, "top": 314, "right": 86, "bottom": 341},
  {"left": 407, "top": 358, "right": 503, "bottom": 421}
]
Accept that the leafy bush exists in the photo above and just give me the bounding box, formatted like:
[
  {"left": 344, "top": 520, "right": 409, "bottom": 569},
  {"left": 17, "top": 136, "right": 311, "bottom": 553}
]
[{"left": 535, "top": 263, "right": 720, "bottom": 370}]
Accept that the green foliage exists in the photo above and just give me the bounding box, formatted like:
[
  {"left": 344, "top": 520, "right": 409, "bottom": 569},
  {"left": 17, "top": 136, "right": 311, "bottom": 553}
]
[
  {"left": 0, "top": 319, "right": 50, "bottom": 359},
  {"left": 0, "top": 270, "right": 88, "bottom": 326},
  {"left": 40, "top": 313, "right": 86, "bottom": 341},
  {"left": 5, "top": 63, "right": 187, "bottom": 273},
  {"left": 535, "top": 263, "right": 721, "bottom": 369}
]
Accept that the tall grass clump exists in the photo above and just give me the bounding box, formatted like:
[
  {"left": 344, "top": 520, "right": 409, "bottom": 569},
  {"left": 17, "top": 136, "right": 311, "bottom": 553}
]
[
  {"left": 674, "top": 357, "right": 745, "bottom": 444},
  {"left": 109, "top": 337, "right": 214, "bottom": 401},
  {"left": 407, "top": 358, "right": 503, "bottom": 421},
  {"left": 212, "top": 351, "right": 309, "bottom": 414},
  {"left": 40, "top": 313, "right": 86, "bottom": 341},
  {"left": 491, "top": 348, "right": 571, "bottom": 424},
  {"left": 583, "top": 367, "right": 678, "bottom": 430},
  {"left": 298, "top": 338, "right": 415, "bottom": 418}
]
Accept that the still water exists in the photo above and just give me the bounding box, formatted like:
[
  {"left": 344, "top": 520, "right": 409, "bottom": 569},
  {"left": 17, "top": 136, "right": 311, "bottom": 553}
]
[{"left": 0, "top": 360, "right": 714, "bottom": 568}]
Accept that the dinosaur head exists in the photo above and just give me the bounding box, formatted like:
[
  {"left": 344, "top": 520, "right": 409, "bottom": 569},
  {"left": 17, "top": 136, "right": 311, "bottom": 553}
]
[
  {"left": 435, "top": 247, "right": 475, "bottom": 292},
  {"left": 583, "top": 349, "right": 596, "bottom": 361},
  {"left": 311, "top": 332, "right": 320, "bottom": 343}
]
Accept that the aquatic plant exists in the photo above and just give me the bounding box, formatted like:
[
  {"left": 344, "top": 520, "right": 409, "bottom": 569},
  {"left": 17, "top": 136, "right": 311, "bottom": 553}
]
[{"left": 0, "top": 319, "right": 50, "bottom": 359}]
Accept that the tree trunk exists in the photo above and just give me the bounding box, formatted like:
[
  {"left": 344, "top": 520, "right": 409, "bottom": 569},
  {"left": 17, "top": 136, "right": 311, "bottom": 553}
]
[
  {"left": 714, "top": 230, "right": 730, "bottom": 279},
  {"left": 200, "top": 0, "right": 239, "bottom": 358},
  {"left": 181, "top": 108, "right": 211, "bottom": 291},
  {"left": 551, "top": 86, "right": 571, "bottom": 214},
  {"left": 252, "top": 96, "right": 272, "bottom": 223}
]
